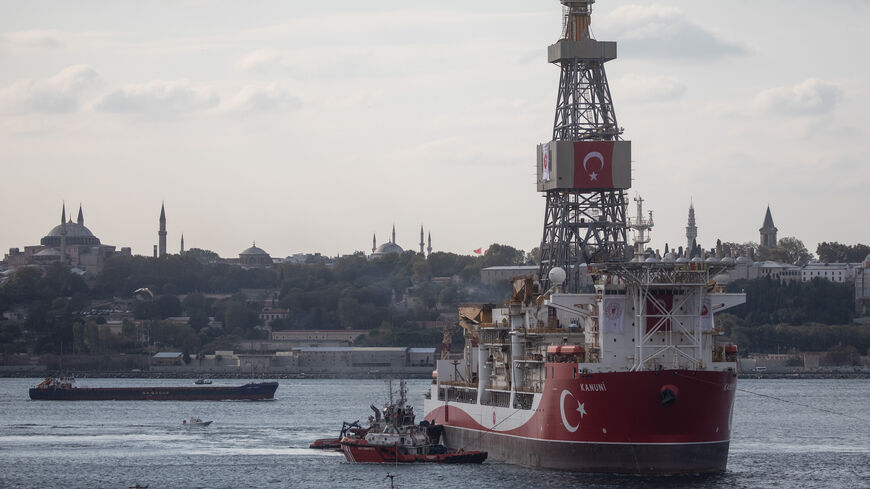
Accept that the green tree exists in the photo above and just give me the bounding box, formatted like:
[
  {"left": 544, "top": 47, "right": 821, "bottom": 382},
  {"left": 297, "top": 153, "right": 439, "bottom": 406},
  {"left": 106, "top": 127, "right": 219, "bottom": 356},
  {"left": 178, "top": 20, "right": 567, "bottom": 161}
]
[
  {"left": 223, "top": 301, "right": 248, "bottom": 333},
  {"left": 816, "top": 242, "right": 870, "bottom": 263}
]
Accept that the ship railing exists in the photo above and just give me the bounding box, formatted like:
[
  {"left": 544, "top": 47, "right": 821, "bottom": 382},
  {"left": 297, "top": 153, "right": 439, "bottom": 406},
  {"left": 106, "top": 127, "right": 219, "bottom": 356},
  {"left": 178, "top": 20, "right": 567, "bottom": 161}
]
[
  {"left": 514, "top": 392, "right": 535, "bottom": 410},
  {"left": 514, "top": 355, "right": 544, "bottom": 362},
  {"left": 479, "top": 323, "right": 510, "bottom": 330},
  {"left": 439, "top": 380, "right": 477, "bottom": 389}
]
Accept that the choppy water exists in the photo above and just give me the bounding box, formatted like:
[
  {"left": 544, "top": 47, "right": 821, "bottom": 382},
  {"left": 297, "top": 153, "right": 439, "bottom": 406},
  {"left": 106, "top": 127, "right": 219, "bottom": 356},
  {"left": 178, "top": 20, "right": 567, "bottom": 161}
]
[{"left": 0, "top": 377, "right": 867, "bottom": 488}]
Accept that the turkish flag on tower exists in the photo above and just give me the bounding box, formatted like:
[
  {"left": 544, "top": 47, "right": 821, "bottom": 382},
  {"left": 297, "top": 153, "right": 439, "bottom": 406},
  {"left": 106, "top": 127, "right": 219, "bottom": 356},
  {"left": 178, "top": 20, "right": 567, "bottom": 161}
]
[
  {"left": 473, "top": 248, "right": 483, "bottom": 255},
  {"left": 573, "top": 141, "right": 615, "bottom": 189}
]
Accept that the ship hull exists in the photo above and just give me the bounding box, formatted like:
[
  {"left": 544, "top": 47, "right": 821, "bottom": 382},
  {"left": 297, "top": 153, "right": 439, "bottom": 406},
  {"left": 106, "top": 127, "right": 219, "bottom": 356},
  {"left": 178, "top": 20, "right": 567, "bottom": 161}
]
[
  {"left": 438, "top": 427, "right": 728, "bottom": 473},
  {"left": 340, "top": 438, "right": 487, "bottom": 464},
  {"left": 28, "top": 381, "right": 279, "bottom": 401},
  {"left": 424, "top": 368, "right": 736, "bottom": 474}
]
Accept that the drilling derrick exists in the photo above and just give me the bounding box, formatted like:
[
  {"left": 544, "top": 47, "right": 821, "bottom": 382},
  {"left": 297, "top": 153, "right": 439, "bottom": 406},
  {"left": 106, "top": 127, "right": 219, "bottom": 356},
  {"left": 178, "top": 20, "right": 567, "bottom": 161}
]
[{"left": 537, "top": 0, "right": 631, "bottom": 292}]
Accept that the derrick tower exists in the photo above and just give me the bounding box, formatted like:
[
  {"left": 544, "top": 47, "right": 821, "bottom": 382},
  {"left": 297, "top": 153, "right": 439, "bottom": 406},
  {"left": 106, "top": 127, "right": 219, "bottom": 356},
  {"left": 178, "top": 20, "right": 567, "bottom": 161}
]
[{"left": 537, "top": 0, "right": 631, "bottom": 292}]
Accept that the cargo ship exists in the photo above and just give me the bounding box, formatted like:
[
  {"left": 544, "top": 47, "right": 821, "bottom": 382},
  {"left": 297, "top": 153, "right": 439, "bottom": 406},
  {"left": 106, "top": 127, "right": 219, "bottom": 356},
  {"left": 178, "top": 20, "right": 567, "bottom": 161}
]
[{"left": 29, "top": 377, "right": 279, "bottom": 401}]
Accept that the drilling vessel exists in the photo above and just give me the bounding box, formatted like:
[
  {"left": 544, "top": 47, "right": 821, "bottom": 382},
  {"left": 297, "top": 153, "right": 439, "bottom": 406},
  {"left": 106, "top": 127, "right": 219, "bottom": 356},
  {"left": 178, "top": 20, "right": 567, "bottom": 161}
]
[{"left": 423, "top": 0, "right": 745, "bottom": 473}]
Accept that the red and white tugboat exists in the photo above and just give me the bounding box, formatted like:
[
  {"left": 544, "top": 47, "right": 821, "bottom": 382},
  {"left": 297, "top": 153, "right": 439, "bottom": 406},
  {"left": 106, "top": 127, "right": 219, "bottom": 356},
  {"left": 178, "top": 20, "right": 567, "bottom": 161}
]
[{"left": 340, "top": 380, "right": 487, "bottom": 464}]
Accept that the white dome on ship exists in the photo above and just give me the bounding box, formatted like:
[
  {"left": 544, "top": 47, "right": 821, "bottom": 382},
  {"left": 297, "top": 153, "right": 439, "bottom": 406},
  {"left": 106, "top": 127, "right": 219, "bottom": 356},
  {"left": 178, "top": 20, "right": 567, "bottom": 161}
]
[
  {"left": 676, "top": 257, "right": 689, "bottom": 263},
  {"left": 720, "top": 257, "right": 735, "bottom": 265},
  {"left": 548, "top": 267, "right": 567, "bottom": 286},
  {"left": 661, "top": 253, "right": 675, "bottom": 262},
  {"left": 736, "top": 256, "right": 752, "bottom": 265},
  {"left": 691, "top": 257, "right": 703, "bottom": 263},
  {"left": 705, "top": 257, "right": 719, "bottom": 263}
]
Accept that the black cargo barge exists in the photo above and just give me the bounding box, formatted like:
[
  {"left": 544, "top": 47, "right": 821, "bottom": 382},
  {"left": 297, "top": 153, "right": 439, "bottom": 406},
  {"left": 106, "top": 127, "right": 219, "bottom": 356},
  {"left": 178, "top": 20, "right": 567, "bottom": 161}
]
[{"left": 28, "top": 377, "right": 279, "bottom": 401}]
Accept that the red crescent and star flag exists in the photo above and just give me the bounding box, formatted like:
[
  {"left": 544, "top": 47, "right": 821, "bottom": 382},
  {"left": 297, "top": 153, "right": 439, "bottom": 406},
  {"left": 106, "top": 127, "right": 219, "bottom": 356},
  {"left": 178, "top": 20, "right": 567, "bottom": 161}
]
[{"left": 573, "top": 141, "right": 615, "bottom": 189}]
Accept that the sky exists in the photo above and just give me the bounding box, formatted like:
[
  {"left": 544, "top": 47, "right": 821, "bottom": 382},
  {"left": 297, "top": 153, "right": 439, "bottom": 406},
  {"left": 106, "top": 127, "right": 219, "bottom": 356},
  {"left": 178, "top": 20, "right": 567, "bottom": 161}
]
[{"left": 1, "top": 0, "right": 868, "bottom": 259}]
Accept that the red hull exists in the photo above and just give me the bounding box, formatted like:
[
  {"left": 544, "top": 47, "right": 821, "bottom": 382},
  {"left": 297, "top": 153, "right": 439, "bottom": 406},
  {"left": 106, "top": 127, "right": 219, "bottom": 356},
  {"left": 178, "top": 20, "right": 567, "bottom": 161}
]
[
  {"left": 424, "top": 367, "right": 736, "bottom": 473},
  {"left": 341, "top": 438, "right": 487, "bottom": 464}
]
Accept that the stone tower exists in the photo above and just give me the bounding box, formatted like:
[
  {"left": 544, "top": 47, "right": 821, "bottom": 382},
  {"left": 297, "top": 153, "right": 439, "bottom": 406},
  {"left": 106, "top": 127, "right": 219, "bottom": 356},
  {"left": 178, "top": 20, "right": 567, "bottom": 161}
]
[
  {"left": 686, "top": 201, "right": 698, "bottom": 257},
  {"left": 427, "top": 232, "right": 432, "bottom": 257},
  {"left": 759, "top": 206, "right": 777, "bottom": 249},
  {"left": 420, "top": 225, "right": 425, "bottom": 254},
  {"left": 158, "top": 203, "right": 167, "bottom": 258}
]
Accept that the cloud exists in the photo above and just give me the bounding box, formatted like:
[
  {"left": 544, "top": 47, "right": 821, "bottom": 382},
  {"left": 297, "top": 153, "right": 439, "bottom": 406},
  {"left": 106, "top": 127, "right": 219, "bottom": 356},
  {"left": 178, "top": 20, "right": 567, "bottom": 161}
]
[
  {"left": 0, "top": 29, "right": 65, "bottom": 49},
  {"left": 614, "top": 74, "right": 685, "bottom": 102},
  {"left": 0, "top": 65, "right": 102, "bottom": 114},
  {"left": 223, "top": 84, "right": 302, "bottom": 113},
  {"left": 603, "top": 5, "right": 748, "bottom": 60},
  {"left": 97, "top": 80, "right": 219, "bottom": 115},
  {"left": 236, "top": 49, "right": 287, "bottom": 72},
  {"left": 753, "top": 78, "right": 843, "bottom": 116}
]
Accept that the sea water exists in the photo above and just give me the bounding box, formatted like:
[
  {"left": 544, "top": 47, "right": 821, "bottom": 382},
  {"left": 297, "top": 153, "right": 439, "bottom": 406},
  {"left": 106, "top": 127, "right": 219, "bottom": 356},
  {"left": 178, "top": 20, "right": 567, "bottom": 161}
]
[{"left": 0, "top": 377, "right": 867, "bottom": 488}]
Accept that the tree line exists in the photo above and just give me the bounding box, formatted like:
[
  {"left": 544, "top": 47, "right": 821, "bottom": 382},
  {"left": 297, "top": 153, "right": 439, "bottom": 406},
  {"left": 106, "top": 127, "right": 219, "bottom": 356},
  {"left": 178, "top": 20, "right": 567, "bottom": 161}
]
[{"left": 0, "top": 244, "right": 532, "bottom": 355}]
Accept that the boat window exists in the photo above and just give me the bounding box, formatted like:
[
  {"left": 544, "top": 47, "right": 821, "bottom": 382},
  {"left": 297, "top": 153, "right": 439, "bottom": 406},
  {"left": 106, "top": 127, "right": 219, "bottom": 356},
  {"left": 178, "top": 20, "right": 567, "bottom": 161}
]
[{"left": 573, "top": 367, "right": 576, "bottom": 379}]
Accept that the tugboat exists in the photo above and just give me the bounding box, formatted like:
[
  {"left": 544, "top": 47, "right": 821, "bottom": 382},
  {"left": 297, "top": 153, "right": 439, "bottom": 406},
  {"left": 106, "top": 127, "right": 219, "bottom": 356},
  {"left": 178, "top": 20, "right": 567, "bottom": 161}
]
[{"left": 340, "top": 380, "right": 487, "bottom": 464}]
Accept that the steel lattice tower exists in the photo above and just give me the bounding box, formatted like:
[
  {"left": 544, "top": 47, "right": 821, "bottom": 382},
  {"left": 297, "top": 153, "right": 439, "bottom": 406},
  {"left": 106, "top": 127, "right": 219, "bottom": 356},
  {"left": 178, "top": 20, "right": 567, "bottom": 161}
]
[{"left": 537, "top": 0, "right": 630, "bottom": 293}]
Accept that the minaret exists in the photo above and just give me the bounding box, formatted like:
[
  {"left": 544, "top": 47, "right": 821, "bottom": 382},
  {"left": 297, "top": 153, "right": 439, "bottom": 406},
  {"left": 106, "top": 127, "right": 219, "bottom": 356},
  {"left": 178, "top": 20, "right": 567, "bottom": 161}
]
[
  {"left": 77, "top": 204, "right": 84, "bottom": 225},
  {"left": 372, "top": 233, "right": 377, "bottom": 254},
  {"left": 60, "top": 202, "right": 68, "bottom": 263},
  {"left": 420, "top": 226, "right": 425, "bottom": 254},
  {"left": 392, "top": 225, "right": 396, "bottom": 244},
  {"left": 427, "top": 232, "right": 432, "bottom": 257},
  {"left": 158, "top": 203, "right": 167, "bottom": 258},
  {"left": 180, "top": 234, "right": 185, "bottom": 254},
  {"left": 759, "top": 205, "right": 778, "bottom": 248},
  {"left": 686, "top": 200, "right": 698, "bottom": 257}
]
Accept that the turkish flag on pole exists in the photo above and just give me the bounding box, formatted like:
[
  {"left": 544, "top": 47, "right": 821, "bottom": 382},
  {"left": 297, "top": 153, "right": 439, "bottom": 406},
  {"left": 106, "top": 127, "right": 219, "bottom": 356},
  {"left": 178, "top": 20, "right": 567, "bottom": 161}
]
[
  {"left": 473, "top": 248, "right": 483, "bottom": 255},
  {"left": 573, "top": 141, "right": 615, "bottom": 189}
]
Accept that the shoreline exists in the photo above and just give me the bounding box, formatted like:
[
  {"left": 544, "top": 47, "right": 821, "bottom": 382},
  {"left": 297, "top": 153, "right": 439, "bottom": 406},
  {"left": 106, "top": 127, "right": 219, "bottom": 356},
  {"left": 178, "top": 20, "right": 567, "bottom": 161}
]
[{"left": 1, "top": 370, "right": 866, "bottom": 380}]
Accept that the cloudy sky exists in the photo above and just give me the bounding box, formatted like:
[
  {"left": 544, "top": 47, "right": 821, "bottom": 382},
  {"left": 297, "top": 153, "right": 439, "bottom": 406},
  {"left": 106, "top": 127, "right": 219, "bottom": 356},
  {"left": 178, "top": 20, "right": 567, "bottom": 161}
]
[{"left": 1, "top": 0, "right": 867, "bottom": 259}]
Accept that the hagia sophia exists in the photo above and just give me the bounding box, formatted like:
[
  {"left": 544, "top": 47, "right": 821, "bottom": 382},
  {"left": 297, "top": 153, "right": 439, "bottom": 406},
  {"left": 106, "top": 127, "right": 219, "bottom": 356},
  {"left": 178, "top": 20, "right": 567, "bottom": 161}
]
[{"left": 5, "top": 203, "right": 130, "bottom": 276}]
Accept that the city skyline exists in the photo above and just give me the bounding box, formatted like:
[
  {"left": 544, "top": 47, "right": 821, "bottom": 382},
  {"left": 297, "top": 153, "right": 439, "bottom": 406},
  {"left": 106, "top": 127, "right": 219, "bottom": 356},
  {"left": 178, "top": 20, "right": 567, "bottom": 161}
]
[{"left": 2, "top": 1, "right": 867, "bottom": 258}]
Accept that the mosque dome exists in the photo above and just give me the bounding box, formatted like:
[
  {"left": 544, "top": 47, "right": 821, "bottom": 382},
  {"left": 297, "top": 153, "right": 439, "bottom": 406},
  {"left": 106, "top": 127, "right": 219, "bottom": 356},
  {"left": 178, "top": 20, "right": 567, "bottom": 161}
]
[
  {"left": 41, "top": 221, "right": 100, "bottom": 247},
  {"left": 239, "top": 242, "right": 273, "bottom": 268},
  {"left": 373, "top": 242, "right": 404, "bottom": 256},
  {"left": 240, "top": 244, "right": 269, "bottom": 256}
]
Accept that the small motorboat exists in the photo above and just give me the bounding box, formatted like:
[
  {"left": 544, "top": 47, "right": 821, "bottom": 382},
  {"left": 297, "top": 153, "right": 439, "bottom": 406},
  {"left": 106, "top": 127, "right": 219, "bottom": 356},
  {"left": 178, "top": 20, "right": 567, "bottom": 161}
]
[
  {"left": 194, "top": 378, "right": 212, "bottom": 385},
  {"left": 183, "top": 416, "right": 213, "bottom": 427}
]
